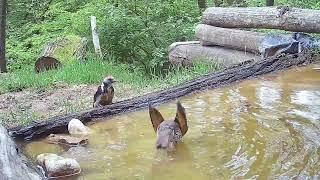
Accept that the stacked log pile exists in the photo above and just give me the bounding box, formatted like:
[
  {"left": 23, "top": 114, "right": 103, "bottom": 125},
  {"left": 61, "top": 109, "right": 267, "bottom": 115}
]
[{"left": 169, "top": 6, "right": 320, "bottom": 67}]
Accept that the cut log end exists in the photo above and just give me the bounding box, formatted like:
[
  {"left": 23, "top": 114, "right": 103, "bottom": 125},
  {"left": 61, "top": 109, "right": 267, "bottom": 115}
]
[{"left": 35, "top": 56, "right": 62, "bottom": 73}]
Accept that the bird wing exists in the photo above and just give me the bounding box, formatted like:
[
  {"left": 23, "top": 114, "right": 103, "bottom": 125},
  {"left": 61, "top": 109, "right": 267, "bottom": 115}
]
[
  {"left": 174, "top": 101, "right": 188, "bottom": 136},
  {"left": 149, "top": 104, "right": 164, "bottom": 133},
  {"left": 106, "top": 86, "right": 114, "bottom": 104},
  {"left": 93, "top": 86, "right": 103, "bottom": 103}
]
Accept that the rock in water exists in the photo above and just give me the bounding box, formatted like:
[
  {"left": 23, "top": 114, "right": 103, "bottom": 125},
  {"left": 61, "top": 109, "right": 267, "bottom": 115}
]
[
  {"left": 46, "top": 134, "right": 88, "bottom": 146},
  {"left": 37, "top": 153, "right": 81, "bottom": 178},
  {"left": 68, "top": 118, "right": 90, "bottom": 135}
]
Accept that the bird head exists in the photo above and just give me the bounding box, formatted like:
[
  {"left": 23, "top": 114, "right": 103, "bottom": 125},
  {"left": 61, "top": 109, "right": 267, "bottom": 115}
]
[{"left": 102, "top": 76, "right": 117, "bottom": 86}]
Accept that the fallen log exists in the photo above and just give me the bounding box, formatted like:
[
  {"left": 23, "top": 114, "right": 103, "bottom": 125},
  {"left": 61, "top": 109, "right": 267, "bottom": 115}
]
[
  {"left": 168, "top": 41, "right": 259, "bottom": 67},
  {"left": 195, "top": 25, "right": 320, "bottom": 58},
  {"left": 202, "top": 7, "right": 320, "bottom": 33},
  {"left": 195, "top": 24, "right": 265, "bottom": 54},
  {"left": 0, "top": 124, "right": 44, "bottom": 179},
  {"left": 35, "top": 36, "right": 87, "bottom": 73},
  {"left": 10, "top": 52, "right": 319, "bottom": 141}
]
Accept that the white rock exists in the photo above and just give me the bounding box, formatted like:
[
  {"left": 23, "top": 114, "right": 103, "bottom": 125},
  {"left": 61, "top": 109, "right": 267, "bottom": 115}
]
[
  {"left": 37, "top": 153, "right": 81, "bottom": 178},
  {"left": 68, "top": 118, "right": 90, "bottom": 135}
]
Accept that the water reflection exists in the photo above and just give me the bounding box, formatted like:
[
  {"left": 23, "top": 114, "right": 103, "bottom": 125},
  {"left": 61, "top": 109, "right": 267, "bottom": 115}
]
[{"left": 23, "top": 63, "right": 320, "bottom": 179}]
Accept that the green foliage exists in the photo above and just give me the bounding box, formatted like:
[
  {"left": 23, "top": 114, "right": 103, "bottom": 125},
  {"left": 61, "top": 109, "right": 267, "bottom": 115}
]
[{"left": 100, "top": 0, "right": 200, "bottom": 74}]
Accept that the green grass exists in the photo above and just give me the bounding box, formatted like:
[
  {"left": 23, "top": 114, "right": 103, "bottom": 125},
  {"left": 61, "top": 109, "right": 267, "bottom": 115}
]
[{"left": 0, "top": 56, "right": 221, "bottom": 95}]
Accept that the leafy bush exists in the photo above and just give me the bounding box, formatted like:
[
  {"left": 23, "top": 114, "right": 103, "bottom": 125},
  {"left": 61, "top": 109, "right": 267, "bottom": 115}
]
[{"left": 100, "top": 0, "right": 200, "bottom": 75}]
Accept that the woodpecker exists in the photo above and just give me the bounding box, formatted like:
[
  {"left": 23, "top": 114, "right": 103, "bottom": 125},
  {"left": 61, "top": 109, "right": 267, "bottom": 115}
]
[{"left": 93, "top": 76, "right": 117, "bottom": 108}]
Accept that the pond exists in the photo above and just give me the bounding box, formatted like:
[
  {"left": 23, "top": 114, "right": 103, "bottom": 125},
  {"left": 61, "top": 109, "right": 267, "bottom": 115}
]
[{"left": 23, "top": 64, "right": 320, "bottom": 179}]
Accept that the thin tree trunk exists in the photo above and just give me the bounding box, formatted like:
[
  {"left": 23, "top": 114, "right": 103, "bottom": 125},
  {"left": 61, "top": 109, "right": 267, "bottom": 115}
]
[
  {"left": 198, "top": 0, "right": 207, "bottom": 11},
  {"left": 90, "top": 16, "right": 102, "bottom": 58},
  {"left": 213, "top": 0, "right": 222, "bottom": 7},
  {"left": 0, "top": 0, "right": 7, "bottom": 73},
  {"left": 266, "top": 0, "right": 274, "bottom": 6}
]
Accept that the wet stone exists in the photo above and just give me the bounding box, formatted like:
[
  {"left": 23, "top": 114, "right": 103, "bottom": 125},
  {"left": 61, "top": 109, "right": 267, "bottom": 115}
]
[
  {"left": 46, "top": 134, "right": 88, "bottom": 146},
  {"left": 37, "top": 153, "right": 81, "bottom": 179}
]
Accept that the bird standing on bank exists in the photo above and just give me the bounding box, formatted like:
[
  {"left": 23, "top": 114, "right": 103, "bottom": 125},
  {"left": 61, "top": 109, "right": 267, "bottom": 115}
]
[{"left": 93, "top": 76, "right": 116, "bottom": 108}]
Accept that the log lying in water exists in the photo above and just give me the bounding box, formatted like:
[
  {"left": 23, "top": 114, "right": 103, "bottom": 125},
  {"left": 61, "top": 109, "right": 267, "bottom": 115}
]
[
  {"left": 195, "top": 24, "right": 265, "bottom": 54},
  {"left": 168, "top": 41, "right": 260, "bottom": 67},
  {"left": 0, "top": 125, "right": 44, "bottom": 179},
  {"left": 202, "top": 7, "right": 320, "bottom": 33},
  {"left": 10, "top": 52, "right": 320, "bottom": 141}
]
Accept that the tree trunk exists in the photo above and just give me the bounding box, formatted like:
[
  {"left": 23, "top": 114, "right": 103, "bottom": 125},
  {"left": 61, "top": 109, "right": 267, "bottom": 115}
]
[
  {"left": 9, "top": 52, "right": 319, "bottom": 141},
  {"left": 0, "top": 0, "right": 7, "bottom": 73},
  {"left": 213, "top": 0, "right": 222, "bottom": 7},
  {"left": 202, "top": 7, "right": 320, "bottom": 33},
  {"left": 168, "top": 41, "right": 259, "bottom": 67},
  {"left": 266, "top": 0, "right": 274, "bottom": 6},
  {"left": 198, "top": 0, "right": 207, "bottom": 11},
  {"left": 0, "top": 125, "right": 44, "bottom": 179},
  {"left": 90, "top": 16, "right": 102, "bottom": 57},
  {"left": 195, "top": 24, "right": 265, "bottom": 54}
]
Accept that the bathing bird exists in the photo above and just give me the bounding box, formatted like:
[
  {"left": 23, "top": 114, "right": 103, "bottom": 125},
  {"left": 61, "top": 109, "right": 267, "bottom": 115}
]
[
  {"left": 93, "top": 76, "right": 116, "bottom": 108},
  {"left": 149, "top": 101, "right": 188, "bottom": 150}
]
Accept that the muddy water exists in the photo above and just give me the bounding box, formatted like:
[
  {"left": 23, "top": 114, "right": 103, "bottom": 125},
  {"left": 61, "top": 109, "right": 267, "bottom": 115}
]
[{"left": 23, "top": 64, "right": 320, "bottom": 179}]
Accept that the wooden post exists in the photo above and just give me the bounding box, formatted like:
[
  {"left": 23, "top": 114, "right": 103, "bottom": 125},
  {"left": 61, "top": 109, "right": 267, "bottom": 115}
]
[
  {"left": 0, "top": 0, "right": 7, "bottom": 73},
  {"left": 90, "top": 16, "right": 102, "bottom": 58}
]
